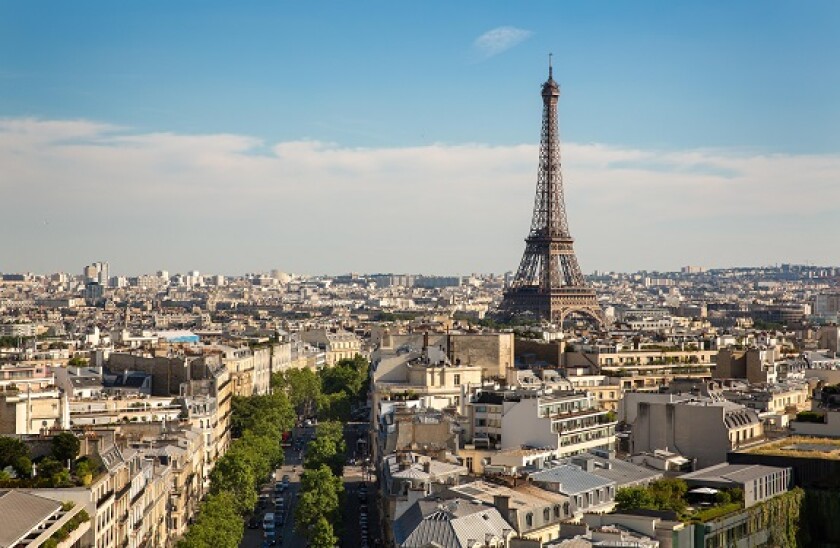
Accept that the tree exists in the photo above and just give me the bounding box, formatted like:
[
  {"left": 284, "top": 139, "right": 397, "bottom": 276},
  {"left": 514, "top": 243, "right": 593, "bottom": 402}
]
[
  {"left": 321, "top": 356, "right": 369, "bottom": 398},
  {"left": 0, "top": 436, "right": 29, "bottom": 469},
  {"left": 14, "top": 455, "right": 32, "bottom": 478},
  {"left": 649, "top": 478, "right": 688, "bottom": 513},
  {"left": 277, "top": 368, "right": 322, "bottom": 418},
  {"left": 295, "top": 466, "right": 344, "bottom": 540},
  {"left": 209, "top": 454, "right": 257, "bottom": 514},
  {"left": 318, "top": 392, "right": 352, "bottom": 422},
  {"left": 309, "top": 516, "right": 338, "bottom": 548},
  {"left": 615, "top": 486, "right": 655, "bottom": 511},
  {"left": 715, "top": 490, "right": 732, "bottom": 504},
  {"left": 35, "top": 456, "right": 71, "bottom": 487},
  {"left": 177, "top": 492, "right": 243, "bottom": 548},
  {"left": 51, "top": 433, "right": 80, "bottom": 463}
]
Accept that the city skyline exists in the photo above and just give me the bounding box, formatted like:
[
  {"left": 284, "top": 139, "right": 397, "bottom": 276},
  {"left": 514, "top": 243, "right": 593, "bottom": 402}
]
[{"left": 2, "top": 1, "right": 839, "bottom": 276}]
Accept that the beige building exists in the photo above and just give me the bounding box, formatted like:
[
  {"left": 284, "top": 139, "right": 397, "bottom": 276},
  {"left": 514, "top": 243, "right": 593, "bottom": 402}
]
[
  {"left": 447, "top": 480, "right": 573, "bottom": 545},
  {"left": 0, "top": 387, "right": 67, "bottom": 434},
  {"left": 373, "top": 345, "right": 483, "bottom": 416},
  {"left": 300, "top": 328, "right": 362, "bottom": 366},
  {"left": 566, "top": 345, "right": 717, "bottom": 371},
  {"left": 206, "top": 345, "right": 255, "bottom": 397},
  {"left": 448, "top": 332, "right": 514, "bottom": 379},
  {"left": 714, "top": 347, "right": 783, "bottom": 384},
  {"left": 631, "top": 398, "right": 764, "bottom": 468}
]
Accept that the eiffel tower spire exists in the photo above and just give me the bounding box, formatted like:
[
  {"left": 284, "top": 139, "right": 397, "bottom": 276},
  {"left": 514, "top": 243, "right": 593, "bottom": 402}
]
[{"left": 501, "top": 63, "right": 605, "bottom": 326}]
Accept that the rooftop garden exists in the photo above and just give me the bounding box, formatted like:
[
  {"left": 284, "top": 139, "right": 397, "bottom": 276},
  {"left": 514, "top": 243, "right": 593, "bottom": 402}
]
[
  {"left": 614, "top": 478, "right": 746, "bottom": 523},
  {"left": 742, "top": 436, "right": 840, "bottom": 460},
  {"left": 0, "top": 432, "right": 103, "bottom": 488}
]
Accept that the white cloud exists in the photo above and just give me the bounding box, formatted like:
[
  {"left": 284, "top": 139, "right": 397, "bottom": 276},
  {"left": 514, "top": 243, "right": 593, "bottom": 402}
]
[
  {"left": 473, "top": 26, "right": 533, "bottom": 58},
  {"left": 1, "top": 117, "right": 839, "bottom": 275}
]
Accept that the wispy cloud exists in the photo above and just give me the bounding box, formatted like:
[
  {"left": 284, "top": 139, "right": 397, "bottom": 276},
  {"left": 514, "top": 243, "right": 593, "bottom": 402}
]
[
  {"left": 473, "top": 26, "right": 533, "bottom": 58},
  {"left": 1, "top": 117, "right": 839, "bottom": 275}
]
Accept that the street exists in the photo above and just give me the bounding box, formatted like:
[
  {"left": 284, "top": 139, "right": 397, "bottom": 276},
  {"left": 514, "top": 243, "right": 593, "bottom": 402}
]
[
  {"left": 239, "top": 422, "right": 380, "bottom": 548},
  {"left": 240, "top": 427, "right": 311, "bottom": 548}
]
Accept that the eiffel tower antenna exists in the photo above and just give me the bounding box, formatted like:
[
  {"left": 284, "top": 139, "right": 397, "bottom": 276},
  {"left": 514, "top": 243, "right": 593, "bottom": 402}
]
[{"left": 500, "top": 65, "right": 605, "bottom": 327}]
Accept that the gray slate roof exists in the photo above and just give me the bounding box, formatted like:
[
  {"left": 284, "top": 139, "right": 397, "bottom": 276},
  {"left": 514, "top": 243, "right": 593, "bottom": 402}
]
[
  {"left": 570, "top": 455, "right": 662, "bottom": 487},
  {"left": 0, "top": 490, "right": 61, "bottom": 547},
  {"left": 529, "top": 465, "right": 615, "bottom": 495},
  {"left": 394, "top": 497, "right": 513, "bottom": 548}
]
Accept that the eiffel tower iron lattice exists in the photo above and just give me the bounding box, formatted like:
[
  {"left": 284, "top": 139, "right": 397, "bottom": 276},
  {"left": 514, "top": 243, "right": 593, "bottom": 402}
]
[{"left": 501, "top": 62, "right": 605, "bottom": 327}]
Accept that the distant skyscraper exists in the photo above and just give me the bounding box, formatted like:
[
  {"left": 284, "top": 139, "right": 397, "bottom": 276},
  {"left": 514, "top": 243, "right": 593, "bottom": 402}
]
[
  {"left": 501, "top": 62, "right": 604, "bottom": 326},
  {"left": 96, "top": 261, "right": 109, "bottom": 286},
  {"left": 83, "top": 261, "right": 109, "bottom": 286}
]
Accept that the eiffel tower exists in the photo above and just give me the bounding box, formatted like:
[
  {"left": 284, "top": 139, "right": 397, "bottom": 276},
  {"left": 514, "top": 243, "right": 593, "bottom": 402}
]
[{"left": 501, "top": 60, "right": 605, "bottom": 327}]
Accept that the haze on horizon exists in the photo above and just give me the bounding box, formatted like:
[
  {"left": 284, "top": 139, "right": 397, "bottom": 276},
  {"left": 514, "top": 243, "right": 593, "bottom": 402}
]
[{"left": 1, "top": 1, "right": 839, "bottom": 277}]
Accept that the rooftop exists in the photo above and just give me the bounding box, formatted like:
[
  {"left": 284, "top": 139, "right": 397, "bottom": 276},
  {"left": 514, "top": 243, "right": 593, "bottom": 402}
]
[
  {"left": 680, "top": 463, "right": 785, "bottom": 485},
  {"left": 529, "top": 465, "right": 615, "bottom": 495},
  {"left": 739, "top": 436, "right": 840, "bottom": 460},
  {"left": 0, "top": 490, "right": 61, "bottom": 548}
]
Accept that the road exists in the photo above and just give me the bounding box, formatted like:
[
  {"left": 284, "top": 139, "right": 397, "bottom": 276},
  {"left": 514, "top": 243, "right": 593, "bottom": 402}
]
[
  {"left": 339, "top": 422, "right": 380, "bottom": 548},
  {"left": 240, "top": 422, "right": 381, "bottom": 548},
  {"left": 240, "top": 427, "right": 312, "bottom": 548}
]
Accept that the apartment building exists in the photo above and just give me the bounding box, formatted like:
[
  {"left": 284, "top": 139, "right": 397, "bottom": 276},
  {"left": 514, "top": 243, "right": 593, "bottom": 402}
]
[
  {"left": 447, "top": 481, "right": 573, "bottom": 545},
  {"left": 529, "top": 464, "right": 616, "bottom": 516},
  {"left": 300, "top": 328, "right": 362, "bottom": 366},
  {"left": 372, "top": 339, "right": 483, "bottom": 414},
  {"left": 714, "top": 347, "right": 784, "bottom": 384},
  {"left": 0, "top": 386, "right": 67, "bottom": 434},
  {"left": 466, "top": 390, "right": 616, "bottom": 458}
]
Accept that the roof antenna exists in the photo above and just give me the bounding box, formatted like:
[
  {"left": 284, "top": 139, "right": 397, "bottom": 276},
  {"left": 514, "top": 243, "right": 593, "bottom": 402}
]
[{"left": 549, "top": 52, "right": 553, "bottom": 79}]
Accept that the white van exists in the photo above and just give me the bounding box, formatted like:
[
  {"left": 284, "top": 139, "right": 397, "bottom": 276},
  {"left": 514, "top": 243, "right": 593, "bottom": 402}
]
[{"left": 263, "top": 512, "right": 275, "bottom": 531}]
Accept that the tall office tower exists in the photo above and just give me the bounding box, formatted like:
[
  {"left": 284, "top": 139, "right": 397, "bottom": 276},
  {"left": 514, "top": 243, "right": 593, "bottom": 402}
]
[
  {"left": 95, "top": 261, "right": 109, "bottom": 286},
  {"left": 501, "top": 62, "right": 604, "bottom": 327},
  {"left": 83, "top": 264, "right": 98, "bottom": 283}
]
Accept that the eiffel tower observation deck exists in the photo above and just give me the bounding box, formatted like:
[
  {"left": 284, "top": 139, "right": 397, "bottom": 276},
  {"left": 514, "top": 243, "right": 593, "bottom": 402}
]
[{"left": 501, "top": 60, "right": 605, "bottom": 327}]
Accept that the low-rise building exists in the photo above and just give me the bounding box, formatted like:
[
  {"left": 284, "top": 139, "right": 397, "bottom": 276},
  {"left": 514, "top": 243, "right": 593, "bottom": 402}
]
[
  {"left": 529, "top": 464, "right": 615, "bottom": 517},
  {"left": 679, "top": 463, "right": 792, "bottom": 508}
]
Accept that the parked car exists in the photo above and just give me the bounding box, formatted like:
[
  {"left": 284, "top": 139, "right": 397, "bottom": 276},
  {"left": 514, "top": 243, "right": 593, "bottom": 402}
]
[{"left": 263, "top": 513, "right": 275, "bottom": 531}]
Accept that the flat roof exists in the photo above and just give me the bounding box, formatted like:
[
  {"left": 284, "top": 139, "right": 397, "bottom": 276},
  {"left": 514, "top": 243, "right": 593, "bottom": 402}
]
[{"left": 739, "top": 436, "right": 840, "bottom": 460}]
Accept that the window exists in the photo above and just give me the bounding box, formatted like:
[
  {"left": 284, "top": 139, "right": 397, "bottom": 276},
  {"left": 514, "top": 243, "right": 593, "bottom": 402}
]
[
  {"left": 554, "top": 504, "right": 561, "bottom": 518},
  {"left": 454, "top": 374, "right": 461, "bottom": 385},
  {"left": 543, "top": 508, "right": 550, "bottom": 521},
  {"left": 526, "top": 513, "right": 533, "bottom": 527}
]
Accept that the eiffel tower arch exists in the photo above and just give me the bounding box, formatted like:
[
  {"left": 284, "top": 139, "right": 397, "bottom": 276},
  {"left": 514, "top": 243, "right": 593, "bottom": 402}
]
[{"left": 500, "top": 61, "right": 605, "bottom": 327}]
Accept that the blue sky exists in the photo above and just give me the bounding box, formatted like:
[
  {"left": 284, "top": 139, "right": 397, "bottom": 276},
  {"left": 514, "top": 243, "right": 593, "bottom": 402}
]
[{"left": 1, "top": 1, "right": 839, "bottom": 275}]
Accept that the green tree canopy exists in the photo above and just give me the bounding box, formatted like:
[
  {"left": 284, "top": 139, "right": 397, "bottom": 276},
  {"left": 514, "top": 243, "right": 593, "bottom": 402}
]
[
  {"left": 0, "top": 436, "right": 29, "bottom": 469},
  {"left": 615, "top": 479, "right": 689, "bottom": 514},
  {"left": 177, "top": 492, "right": 244, "bottom": 548},
  {"left": 615, "top": 486, "right": 656, "bottom": 511},
  {"left": 209, "top": 453, "right": 258, "bottom": 514},
  {"left": 309, "top": 516, "right": 338, "bottom": 548},
  {"left": 274, "top": 367, "right": 322, "bottom": 418},
  {"left": 51, "top": 432, "right": 81, "bottom": 463}
]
